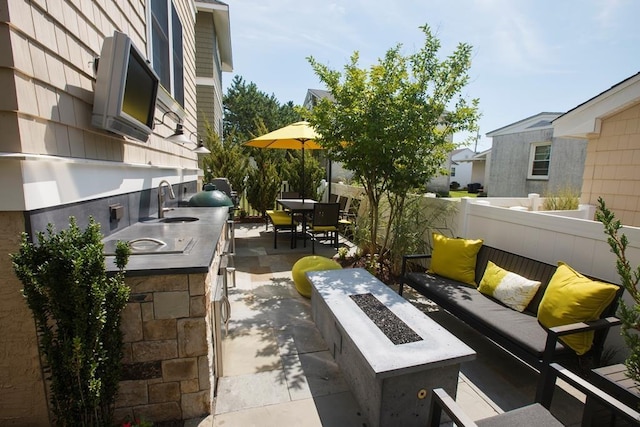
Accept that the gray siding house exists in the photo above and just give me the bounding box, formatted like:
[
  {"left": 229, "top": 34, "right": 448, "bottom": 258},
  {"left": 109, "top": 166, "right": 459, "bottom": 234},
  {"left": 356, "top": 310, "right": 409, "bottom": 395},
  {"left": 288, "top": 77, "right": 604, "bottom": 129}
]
[{"left": 486, "top": 112, "right": 587, "bottom": 197}]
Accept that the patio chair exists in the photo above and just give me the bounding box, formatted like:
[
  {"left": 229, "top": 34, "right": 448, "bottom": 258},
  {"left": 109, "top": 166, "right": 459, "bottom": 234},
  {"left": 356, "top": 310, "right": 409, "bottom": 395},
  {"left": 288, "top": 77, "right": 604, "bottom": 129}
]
[
  {"left": 266, "top": 210, "right": 297, "bottom": 249},
  {"left": 428, "top": 362, "right": 640, "bottom": 426},
  {"left": 281, "top": 191, "right": 300, "bottom": 199},
  {"left": 337, "top": 196, "right": 349, "bottom": 218},
  {"left": 307, "top": 202, "right": 340, "bottom": 254}
]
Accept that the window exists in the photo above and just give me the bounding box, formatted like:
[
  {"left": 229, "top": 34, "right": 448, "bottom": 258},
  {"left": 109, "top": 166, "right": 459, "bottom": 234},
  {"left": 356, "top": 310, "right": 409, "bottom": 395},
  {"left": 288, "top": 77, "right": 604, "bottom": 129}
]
[
  {"left": 528, "top": 142, "right": 551, "bottom": 179},
  {"left": 150, "top": 0, "right": 184, "bottom": 106},
  {"left": 450, "top": 166, "right": 456, "bottom": 177}
]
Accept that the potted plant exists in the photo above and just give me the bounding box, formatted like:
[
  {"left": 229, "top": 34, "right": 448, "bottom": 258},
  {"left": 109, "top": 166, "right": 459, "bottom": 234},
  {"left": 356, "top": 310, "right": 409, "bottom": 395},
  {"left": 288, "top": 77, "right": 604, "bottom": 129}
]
[
  {"left": 11, "top": 217, "right": 130, "bottom": 426},
  {"left": 596, "top": 197, "right": 640, "bottom": 383}
]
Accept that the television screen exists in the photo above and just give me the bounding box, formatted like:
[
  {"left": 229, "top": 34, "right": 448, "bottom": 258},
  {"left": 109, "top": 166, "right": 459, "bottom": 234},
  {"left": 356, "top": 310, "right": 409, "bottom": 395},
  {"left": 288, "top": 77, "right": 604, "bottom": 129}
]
[
  {"left": 122, "top": 45, "right": 157, "bottom": 127},
  {"left": 92, "top": 31, "right": 159, "bottom": 142}
]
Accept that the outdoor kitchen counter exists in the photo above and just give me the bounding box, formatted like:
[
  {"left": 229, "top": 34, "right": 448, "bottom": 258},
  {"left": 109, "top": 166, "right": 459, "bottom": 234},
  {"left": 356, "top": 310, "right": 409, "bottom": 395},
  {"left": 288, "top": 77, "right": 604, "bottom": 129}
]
[
  {"left": 103, "top": 206, "right": 230, "bottom": 276},
  {"left": 106, "top": 206, "right": 231, "bottom": 421}
]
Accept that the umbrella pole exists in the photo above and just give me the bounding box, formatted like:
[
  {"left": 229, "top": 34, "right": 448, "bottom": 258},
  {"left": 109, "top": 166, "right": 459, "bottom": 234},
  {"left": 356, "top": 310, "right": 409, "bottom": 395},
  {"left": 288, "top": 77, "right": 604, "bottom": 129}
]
[
  {"left": 327, "top": 159, "right": 332, "bottom": 202},
  {"left": 301, "top": 144, "right": 305, "bottom": 202}
]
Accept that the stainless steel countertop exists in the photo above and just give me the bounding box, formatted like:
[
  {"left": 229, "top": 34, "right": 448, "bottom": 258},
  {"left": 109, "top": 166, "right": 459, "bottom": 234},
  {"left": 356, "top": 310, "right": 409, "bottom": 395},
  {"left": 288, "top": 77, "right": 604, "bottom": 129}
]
[{"left": 103, "top": 207, "right": 230, "bottom": 276}]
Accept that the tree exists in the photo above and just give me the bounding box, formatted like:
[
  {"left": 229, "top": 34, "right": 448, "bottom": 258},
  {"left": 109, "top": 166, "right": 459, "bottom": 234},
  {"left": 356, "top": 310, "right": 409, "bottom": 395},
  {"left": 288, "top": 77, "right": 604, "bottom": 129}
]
[
  {"left": 305, "top": 24, "right": 479, "bottom": 262},
  {"left": 223, "top": 76, "right": 320, "bottom": 213},
  {"left": 246, "top": 148, "right": 281, "bottom": 216},
  {"left": 201, "top": 122, "right": 249, "bottom": 196},
  {"left": 223, "top": 75, "right": 302, "bottom": 145},
  {"left": 280, "top": 150, "right": 325, "bottom": 200}
]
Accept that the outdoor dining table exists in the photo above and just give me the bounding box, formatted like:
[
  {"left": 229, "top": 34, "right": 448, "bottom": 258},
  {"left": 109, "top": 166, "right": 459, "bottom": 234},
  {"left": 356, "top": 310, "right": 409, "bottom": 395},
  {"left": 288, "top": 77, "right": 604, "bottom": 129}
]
[{"left": 276, "top": 198, "right": 317, "bottom": 248}]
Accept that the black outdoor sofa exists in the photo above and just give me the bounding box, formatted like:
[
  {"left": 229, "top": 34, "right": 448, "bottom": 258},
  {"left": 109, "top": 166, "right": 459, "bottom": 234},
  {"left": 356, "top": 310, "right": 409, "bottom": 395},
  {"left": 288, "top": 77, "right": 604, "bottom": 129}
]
[{"left": 399, "top": 244, "right": 624, "bottom": 404}]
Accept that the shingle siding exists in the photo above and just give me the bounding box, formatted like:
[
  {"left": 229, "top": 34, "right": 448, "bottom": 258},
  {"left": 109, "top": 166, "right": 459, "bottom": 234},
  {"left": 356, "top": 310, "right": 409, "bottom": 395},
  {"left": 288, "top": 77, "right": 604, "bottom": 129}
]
[
  {"left": 0, "top": 1, "right": 203, "bottom": 423},
  {"left": 582, "top": 103, "right": 640, "bottom": 226},
  {"left": 195, "top": 8, "right": 224, "bottom": 138},
  {"left": 195, "top": 13, "right": 214, "bottom": 77}
]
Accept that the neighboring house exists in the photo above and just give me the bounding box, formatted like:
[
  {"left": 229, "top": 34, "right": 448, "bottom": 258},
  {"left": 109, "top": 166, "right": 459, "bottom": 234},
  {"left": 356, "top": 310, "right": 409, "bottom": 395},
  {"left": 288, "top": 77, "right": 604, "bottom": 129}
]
[
  {"left": 466, "top": 148, "right": 491, "bottom": 190},
  {"left": 553, "top": 72, "right": 640, "bottom": 226},
  {"left": 303, "top": 88, "right": 335, "bottom": 110},
  {"left": 448, "top": 148, "right": 475, "bottom": 188},
  {"left": 486, "top": 112, "right": 587, "bottom": 197},
  {"left": 0, "top": 1, "right": 231, "bottom": 424},
  {"left": 426, "top": 147, "right": 475, "bottom": 193}
]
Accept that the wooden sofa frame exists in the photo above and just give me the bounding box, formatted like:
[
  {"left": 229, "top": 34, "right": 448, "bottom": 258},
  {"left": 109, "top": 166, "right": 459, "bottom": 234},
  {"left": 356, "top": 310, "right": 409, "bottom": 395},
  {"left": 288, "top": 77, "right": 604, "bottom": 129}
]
[{"left": 399, "top": 245, "right": 623, "bottom": 403}]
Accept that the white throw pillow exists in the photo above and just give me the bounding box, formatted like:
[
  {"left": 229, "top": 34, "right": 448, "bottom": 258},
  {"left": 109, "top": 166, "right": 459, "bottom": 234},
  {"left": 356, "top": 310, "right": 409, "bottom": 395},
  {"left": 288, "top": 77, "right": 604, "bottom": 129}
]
[{"left": 478, "top": 261, "right": 541, "bottom": 312}]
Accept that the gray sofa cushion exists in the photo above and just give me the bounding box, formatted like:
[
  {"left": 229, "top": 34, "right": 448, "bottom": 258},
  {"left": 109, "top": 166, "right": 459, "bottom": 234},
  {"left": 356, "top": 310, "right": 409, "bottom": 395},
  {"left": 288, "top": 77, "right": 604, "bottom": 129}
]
[{"left": 405, "top": 272, "right": 567, "bottom": 357}]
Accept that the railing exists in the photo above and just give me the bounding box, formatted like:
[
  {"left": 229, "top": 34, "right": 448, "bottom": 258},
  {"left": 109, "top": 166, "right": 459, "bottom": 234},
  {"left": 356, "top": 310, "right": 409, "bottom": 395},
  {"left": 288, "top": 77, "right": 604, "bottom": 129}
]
[{"left": 236, "top": 192, "right": 262, "bottom": 217}]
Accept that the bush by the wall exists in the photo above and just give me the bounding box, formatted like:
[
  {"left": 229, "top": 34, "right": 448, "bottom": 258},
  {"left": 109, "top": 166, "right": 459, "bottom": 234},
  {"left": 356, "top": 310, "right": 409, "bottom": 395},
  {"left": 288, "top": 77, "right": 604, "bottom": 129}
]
[{"left": 11, "top": 217, "right": 130, "bottom": 426}]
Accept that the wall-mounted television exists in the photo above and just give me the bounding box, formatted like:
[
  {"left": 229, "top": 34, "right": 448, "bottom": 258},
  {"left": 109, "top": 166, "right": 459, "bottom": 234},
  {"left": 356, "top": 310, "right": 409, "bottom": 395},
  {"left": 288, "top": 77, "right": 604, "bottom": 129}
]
[{"left": 92, "top": 31, "right": 159, "bottom": 142}]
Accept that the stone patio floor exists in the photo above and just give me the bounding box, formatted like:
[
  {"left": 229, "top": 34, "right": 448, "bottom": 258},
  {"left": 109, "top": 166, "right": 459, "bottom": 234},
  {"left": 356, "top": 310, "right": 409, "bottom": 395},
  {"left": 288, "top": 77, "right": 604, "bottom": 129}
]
[{"left": 185, "top": 222, "right": 587, "bottom": 426}]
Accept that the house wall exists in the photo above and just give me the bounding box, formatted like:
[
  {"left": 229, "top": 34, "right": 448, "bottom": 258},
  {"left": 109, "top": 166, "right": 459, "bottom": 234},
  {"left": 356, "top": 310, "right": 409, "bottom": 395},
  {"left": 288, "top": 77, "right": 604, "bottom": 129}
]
[
  {"left": 450, "top": 149, "right": 475, "bottom": 188},
  {"left": 581, "top": 103, "right": 640, "bottom": 226},
  {"left": 195, "top": 10, "right": 223, "bottom": 137},
  {"left": 484, "top": 152, "right": 491, "bottom": 188},
  {"left": 0, "top": 211, "right": 49, "bottom": 425},
  {"left": 469, "top": 160, "right": 486, "bottom": 186},
  {"left": 0, "top": 1, "right": 206, "bottom": 424},
  {"left": 489, "top": 128, "right": 549, "bottom": 196},
  {"left": 488, "top": 129, "right": 586, "bottom": 197},
  {"left": 548, "top": 136, "right": 587, "bottom": 194},
  {"left": 426, "top": 156, "right": 452, "bottom": 194}
]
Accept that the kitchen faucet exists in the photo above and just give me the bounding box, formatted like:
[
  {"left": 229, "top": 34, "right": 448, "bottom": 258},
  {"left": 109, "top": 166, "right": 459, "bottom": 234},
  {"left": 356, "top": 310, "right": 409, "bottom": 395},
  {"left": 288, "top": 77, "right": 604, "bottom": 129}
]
[{"left": 158, "top": 180, "right": 176, "bottom": 218}]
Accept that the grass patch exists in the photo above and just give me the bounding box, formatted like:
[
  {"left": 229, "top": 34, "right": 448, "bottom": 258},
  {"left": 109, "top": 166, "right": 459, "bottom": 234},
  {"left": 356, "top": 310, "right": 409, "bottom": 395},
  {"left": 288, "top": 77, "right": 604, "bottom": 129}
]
[{"left": 449, "top": 191, "right": 477, "bottom": 198}]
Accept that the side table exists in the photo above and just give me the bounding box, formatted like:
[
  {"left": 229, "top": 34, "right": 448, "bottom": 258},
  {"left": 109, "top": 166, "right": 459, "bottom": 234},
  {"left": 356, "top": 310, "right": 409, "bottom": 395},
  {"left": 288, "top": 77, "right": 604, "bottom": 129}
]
[{"left": 585, "top": 363, "right": 640, "bottom": 426}]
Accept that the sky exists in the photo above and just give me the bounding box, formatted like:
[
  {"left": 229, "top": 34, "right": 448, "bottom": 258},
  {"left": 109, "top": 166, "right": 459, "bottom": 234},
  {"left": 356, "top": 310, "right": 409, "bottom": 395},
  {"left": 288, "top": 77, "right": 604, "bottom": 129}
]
[{"left": 223, "top": 0, "right": 640, "bottom": 152}]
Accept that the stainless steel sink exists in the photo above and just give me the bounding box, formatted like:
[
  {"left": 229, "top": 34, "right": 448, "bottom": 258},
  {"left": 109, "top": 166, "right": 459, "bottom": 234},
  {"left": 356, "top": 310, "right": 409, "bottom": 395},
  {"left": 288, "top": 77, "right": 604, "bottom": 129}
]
[
  {"left": 159, "top": 216, "right": 199, "bottom": 223},
  {"left": 103, "top": 237, "right": 195, "bottom": 255}
]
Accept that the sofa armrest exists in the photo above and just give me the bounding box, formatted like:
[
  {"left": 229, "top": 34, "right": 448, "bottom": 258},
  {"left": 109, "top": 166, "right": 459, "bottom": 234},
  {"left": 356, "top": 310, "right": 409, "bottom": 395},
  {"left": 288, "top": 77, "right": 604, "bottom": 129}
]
[
  {"left": 401, "top": 253, "right": 431, "bottom": 274},
  {"left": 548, "top": 316, "right": 621, "bottom": 336},
  {"left": 536, "top": 316, "right": 622, "bottom": 405},
  {"left": 399, "top": 254, "right": 432, "bottom": 296}
]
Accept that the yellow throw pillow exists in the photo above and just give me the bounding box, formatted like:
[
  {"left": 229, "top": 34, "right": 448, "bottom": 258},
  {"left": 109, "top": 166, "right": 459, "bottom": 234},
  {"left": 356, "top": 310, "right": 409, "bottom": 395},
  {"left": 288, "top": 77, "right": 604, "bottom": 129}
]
[
  {"left": 429, "top": 234, "right": 483, "bottom": 286},
  {"left": 537, "top": 262, "right": 619, "bottom": 355},
  {"left": 478, "top": 261, "right": 541, "bottom": 312}
]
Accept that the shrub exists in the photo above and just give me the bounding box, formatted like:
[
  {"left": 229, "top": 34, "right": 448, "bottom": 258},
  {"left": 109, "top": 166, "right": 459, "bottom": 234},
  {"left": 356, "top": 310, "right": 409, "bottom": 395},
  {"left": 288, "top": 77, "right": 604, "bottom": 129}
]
[
  {"left": 11, "top": 217, "right": 130, "bottom": 426},
  {"left": 542, "top": 187, "right": 580, "bottom": 210}
]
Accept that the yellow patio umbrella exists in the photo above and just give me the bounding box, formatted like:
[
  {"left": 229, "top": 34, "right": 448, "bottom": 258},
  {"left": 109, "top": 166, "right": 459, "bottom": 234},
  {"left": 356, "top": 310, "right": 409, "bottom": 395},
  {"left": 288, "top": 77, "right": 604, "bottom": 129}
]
[{"left": 243, "top": 121, "right": 324, "bottom": 201}]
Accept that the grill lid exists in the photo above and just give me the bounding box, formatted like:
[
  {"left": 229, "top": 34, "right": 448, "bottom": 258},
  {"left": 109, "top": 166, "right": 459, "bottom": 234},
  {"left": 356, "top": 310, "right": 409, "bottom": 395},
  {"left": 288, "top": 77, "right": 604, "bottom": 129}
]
[{"left": 188, "top": 184, "right": 233, "bottom": 207}]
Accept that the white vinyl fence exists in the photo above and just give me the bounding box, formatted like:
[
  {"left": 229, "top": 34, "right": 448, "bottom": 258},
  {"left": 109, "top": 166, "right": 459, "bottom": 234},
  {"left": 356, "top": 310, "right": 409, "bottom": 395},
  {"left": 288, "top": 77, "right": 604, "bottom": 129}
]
[{"left": 331, "top": 184, "right": 640, "bottom": 360}]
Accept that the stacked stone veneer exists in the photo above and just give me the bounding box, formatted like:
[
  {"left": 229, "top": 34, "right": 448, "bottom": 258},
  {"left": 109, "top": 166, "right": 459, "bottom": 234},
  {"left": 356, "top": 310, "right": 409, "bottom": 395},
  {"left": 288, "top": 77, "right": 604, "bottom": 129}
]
[{"left": 115, "top": 271, "right": 214, "bottom": 423}]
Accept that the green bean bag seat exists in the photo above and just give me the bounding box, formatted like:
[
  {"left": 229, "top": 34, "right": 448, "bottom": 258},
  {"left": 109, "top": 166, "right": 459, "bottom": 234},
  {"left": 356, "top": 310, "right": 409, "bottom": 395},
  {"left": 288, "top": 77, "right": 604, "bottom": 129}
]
[{"left": 292, "top": 256, "right": 342, "bottom": 298}]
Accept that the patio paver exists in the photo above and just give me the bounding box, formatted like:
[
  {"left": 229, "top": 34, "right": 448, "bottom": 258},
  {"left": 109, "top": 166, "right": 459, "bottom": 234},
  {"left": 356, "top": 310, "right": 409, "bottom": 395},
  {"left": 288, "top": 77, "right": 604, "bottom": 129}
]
[{"left": 184, "top": 222, "right": 587, "bottom": 426}]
